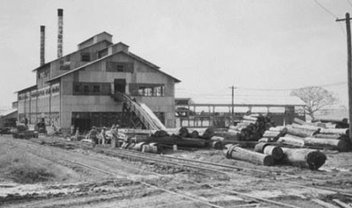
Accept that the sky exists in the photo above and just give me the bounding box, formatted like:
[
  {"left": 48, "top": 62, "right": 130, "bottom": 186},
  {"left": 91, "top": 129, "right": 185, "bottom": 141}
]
[{"left": 0, "top": 0, "right": 351, "bottom": 110}]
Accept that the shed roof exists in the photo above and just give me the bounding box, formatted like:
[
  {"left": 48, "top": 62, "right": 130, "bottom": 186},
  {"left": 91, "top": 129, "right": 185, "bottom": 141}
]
[{"left": 16, "top": 85, "right": 37, "bottom": 93}]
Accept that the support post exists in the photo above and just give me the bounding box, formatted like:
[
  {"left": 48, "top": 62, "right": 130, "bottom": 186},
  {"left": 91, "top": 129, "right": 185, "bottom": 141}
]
[{"left": 337, "top": 13, "right": 352, "bottom": 143}]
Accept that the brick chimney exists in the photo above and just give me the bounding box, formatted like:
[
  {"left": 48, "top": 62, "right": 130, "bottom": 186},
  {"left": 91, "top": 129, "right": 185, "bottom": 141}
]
[
  {"left": 40, "top": 25, "right": 45, "bottom": 65},
  {"left": 57, "top": 8, "right": 63, "bottom": 58}
]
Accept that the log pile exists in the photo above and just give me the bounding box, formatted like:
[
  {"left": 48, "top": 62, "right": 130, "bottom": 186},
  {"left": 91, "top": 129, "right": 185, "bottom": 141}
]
[
  {"left": 228, "top": 114, "right": 275, "bottom": 142},
  {"left": 211, "top": 114, "right": 275, "bottom": 147}
]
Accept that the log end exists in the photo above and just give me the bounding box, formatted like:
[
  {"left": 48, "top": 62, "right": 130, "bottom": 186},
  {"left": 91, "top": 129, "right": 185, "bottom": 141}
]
[
  {"left": 267, "top": 146, "right": 284, "bottom": 161},
  {"left": 336, "top": 140, "right": 350, "bottom": 152},
  {"left": 211, "top": 141, "right": 223, "bottom": 150},
  {"left": 263, "top": 155, "right": 274, "bottom": 166},
  {"left": 306, "top": 151, "right": 327, "bottom": 170}
]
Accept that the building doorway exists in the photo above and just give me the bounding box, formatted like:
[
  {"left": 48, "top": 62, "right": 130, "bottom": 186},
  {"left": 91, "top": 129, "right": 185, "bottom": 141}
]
[{"left": 114, "top": 79, "right": 126, "bottom": 94}]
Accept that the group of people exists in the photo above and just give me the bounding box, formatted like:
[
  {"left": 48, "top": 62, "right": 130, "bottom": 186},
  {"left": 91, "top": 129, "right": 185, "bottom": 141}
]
[{"left": 86, "top": 124, "right": 119, "bottom": 147}]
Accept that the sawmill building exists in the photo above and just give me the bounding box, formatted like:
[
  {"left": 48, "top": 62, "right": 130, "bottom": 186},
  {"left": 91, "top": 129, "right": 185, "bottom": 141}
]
[{"left": 17, "top": 31, "right": 180, "bottom": 131}]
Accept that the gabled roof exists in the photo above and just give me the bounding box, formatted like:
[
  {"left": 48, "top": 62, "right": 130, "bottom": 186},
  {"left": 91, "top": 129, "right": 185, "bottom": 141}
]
[
  {"left": 32, "top": 39, "right": 113, "bottom": 72},
  {"left": 48, "top": 49, "right": 181, "bottom": 83},
  {"left": 78, "top": 31, "right": 112, "bottom": 46}
]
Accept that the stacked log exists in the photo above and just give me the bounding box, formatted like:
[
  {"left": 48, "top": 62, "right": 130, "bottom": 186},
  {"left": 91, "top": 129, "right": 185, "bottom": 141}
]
[
  {"left": 223, "top": 114, "right": 275, "bottom": 144},
  {"left": 277, "top": 135, "right": 305, "bottom": 147},
  {"left": 285, "top": 126, "right": 319, "bottom": 138},
  {"left": 224, "top": 144, "right": 274, "bottom": 166},
  {"left": 270, "top": 121, "right": 351, "bottom": 152},
  {"left": 254, "top": 143, "right": 284, "bottom": 161}
]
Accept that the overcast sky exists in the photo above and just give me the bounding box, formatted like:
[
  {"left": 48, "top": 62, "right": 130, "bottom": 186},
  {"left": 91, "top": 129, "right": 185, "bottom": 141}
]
[{"left": 0, "top": 0, "right": 350, "bottom": 109}]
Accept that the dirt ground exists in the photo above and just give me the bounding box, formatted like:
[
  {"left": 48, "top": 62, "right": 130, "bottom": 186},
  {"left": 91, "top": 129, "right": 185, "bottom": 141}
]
[{"left": 1, "top": 135, "right": 352, "bottom": 208}]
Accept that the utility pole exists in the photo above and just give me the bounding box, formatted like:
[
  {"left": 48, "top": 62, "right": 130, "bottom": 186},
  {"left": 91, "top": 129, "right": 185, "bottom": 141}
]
[
  {"left": 230, "top": 85, "right": 235, "bottom": 125},
  {"left": 336, "top": 13, "right": 352, "bottom": 143}
]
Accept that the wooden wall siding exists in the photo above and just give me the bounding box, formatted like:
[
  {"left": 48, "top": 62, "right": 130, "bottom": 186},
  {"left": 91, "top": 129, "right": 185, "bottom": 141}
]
[
  {"left": 49, "top": 41, "right": 112, "bottom": 78},
  {"left": 106, "top": 62, "right": 134, "bottom": 73}
]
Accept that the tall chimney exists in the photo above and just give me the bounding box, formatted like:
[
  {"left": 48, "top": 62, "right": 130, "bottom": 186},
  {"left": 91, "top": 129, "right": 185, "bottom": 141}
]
[
  {"left": 40, "top": 25, "right": 45, "bottom": 66},
  {"left": 57, "top": 8, "right": 63, "bottom": 58}
]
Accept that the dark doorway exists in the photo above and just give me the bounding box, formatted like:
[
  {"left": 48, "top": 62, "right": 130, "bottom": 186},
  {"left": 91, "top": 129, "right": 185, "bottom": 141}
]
[
  {"left": 72, "top": 118, "right": 91, "bottom": 133},
  {"left": 114, "top": 79, "right": 126, "bottom": 94}
]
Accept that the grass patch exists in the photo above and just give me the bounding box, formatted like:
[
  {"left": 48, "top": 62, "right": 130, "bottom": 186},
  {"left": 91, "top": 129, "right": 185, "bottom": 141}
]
[{"left": 7, "top": 165, "right": 55, "bottom": 184}]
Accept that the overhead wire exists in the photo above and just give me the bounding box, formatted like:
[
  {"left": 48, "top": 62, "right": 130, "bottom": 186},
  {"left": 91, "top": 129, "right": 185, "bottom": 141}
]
[
  {"left": 312, "top": 0, "right": 338, "bottom": 19},
  {"left": 346, "top": 0, "right": 352, "bottom": 9}
]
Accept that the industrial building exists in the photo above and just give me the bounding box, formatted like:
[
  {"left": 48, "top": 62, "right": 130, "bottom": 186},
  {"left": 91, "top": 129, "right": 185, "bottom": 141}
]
[{"left": 16, "top": 9, "right": 180, "bottom": 132}]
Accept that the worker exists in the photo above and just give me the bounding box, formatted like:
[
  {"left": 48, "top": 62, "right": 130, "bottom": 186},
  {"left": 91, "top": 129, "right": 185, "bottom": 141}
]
[
  {"left": 37, "top": 118, "right": 47, "bottom": 134},
  {"left": 24, "top": 118, "right": 28, "bottom": 127},
  {"left": 99, "top": 127, "right": 107, "bottom": 144},
  {"left": 87, "top": 126, "right": 99, "bottom": 147}
]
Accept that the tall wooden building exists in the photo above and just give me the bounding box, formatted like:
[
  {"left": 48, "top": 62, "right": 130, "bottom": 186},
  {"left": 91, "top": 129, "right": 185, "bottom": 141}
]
[{"left": 17, "top": 32, "right": 180, "bottom": 131}]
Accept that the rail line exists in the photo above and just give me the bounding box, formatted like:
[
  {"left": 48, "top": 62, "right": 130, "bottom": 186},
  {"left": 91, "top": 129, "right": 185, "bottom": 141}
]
[
  {"left": 18, "top": 138, "right": 299, "bottom": 208},
  {"left": 16, "top": 137, "right": 352, "bottom": 207},
  {"left": 98, "top": 147, "right": 352, "bottom": 198}
]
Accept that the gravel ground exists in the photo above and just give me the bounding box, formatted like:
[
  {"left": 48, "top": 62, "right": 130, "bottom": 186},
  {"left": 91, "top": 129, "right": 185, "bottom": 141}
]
[{"left": 1, "top": 135, "right": 352, "bottom": 208}]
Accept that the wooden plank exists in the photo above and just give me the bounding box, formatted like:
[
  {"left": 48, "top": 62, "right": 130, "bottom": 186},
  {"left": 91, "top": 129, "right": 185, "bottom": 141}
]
[
  {"left": 332, "top": 199, "right": 351, "bottom": 208},
  {"left": 311, "top": 199, "right": 339, "bottom": 208}
]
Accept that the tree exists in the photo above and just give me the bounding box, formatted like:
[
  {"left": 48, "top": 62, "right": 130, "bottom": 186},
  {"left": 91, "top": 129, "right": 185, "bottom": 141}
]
[{"left": 290, "top": 86, "right": 336, "bottom": 120}]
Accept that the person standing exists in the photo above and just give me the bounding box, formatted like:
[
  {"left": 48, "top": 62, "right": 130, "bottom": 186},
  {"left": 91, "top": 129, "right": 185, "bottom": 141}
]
[{"left": 87, "top": 126, "right": 98, "bottom": 147}]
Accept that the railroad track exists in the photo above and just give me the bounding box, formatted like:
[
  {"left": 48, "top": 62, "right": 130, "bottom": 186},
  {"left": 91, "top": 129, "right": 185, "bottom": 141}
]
[
  {"left": 10, "top": 138, "right": 300, "bottom": 208},
  {"left": 13, "top": 137, "right": 352, "bottom": 207},
  {"left": 97, "top": 147, "right": 352, "bottom": 198}
]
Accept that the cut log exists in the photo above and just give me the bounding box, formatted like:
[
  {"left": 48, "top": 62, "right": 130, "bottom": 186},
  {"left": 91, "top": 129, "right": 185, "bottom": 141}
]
[
  {"left": 286, "top": 126, "right": 318, "bottom": 138},
  {"left": 319, "top": 128, "right": 348, "bottom": 135},
  {"left": 202, "top": 127, "right": 215, "bottom": 140},
  {"left": 254, "top": 143, "right": 284, "bottom": 161},
  {"left": 243, "top": 115, "right": 258, "bottom": 121},
  {"left": 281, "top": 147, "right": 327, "bottom": 170},
  {"left": 178, "top": 127, "right": 189, "bottom": 137},
  {"left": 314, "top": 133, "right": 344, "bottom": 139},
  {"left": 303, "top": 137, "right": 348, "bottom": 152},
  {"left": 263, "top": 130, "right": 281, "bottom": 138},
  {"left": 211, "top": 141, "right": 223, "bottom": 149},
  {"left": 254, "top": 142, "right": 268, "bottom": 152},
  {"left": 211, "top": 136, "right": 225, "bottom": 141},
  {"left": 278, "top": 136, "right": 305, "bottom": 147},
  {"left": 269, "top": 126, "right": 287, "bottom": 132},
  {"left": 258, "top": 137, "right": 276, "bottom": 143},
  {"left": 263, "top": 145, "right": 284, "bottom": 161},
  {"left": 291, "top": 123, "right": 321, "bottom": 131},
  {"left": 146, "top": 136, "right": 208, "bottom": 148},
  {"left": 224, "top": 144, "right": 274, "bottom": 166},
  {"left": 190, "top": 130, "right": 199, "bottom": 138}
]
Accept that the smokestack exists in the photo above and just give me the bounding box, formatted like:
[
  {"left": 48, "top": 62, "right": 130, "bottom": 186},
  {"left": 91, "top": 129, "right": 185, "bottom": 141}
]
[
  {"left": 40, "top": 25, "right": 45, "bottom": 66},
  {"left": 57, "top": 8, "right": 63, "bottom": 58}
]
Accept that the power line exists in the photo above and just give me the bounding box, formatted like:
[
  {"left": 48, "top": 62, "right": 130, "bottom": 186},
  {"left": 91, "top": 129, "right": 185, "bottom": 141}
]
[
  {"left": 312, "top": 0, "right": 338, "bottom": 19},
  {"left": 346, "top": 0, "right": 352, "bottom": 9}
]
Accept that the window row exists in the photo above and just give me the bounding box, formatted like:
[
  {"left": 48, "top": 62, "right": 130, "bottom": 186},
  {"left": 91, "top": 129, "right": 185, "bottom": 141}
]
[
  {"left": 106, "top": 62, "right": 134, "bottom": 73},
  {"left": 129, "top": 84, "right": 165, "bottom": 97},
  {"left": 73, "top": 82, "right": 111, "bottom": 95},
  {"left": 18, "top": 85, "right": 60, "bottom": 100}
]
